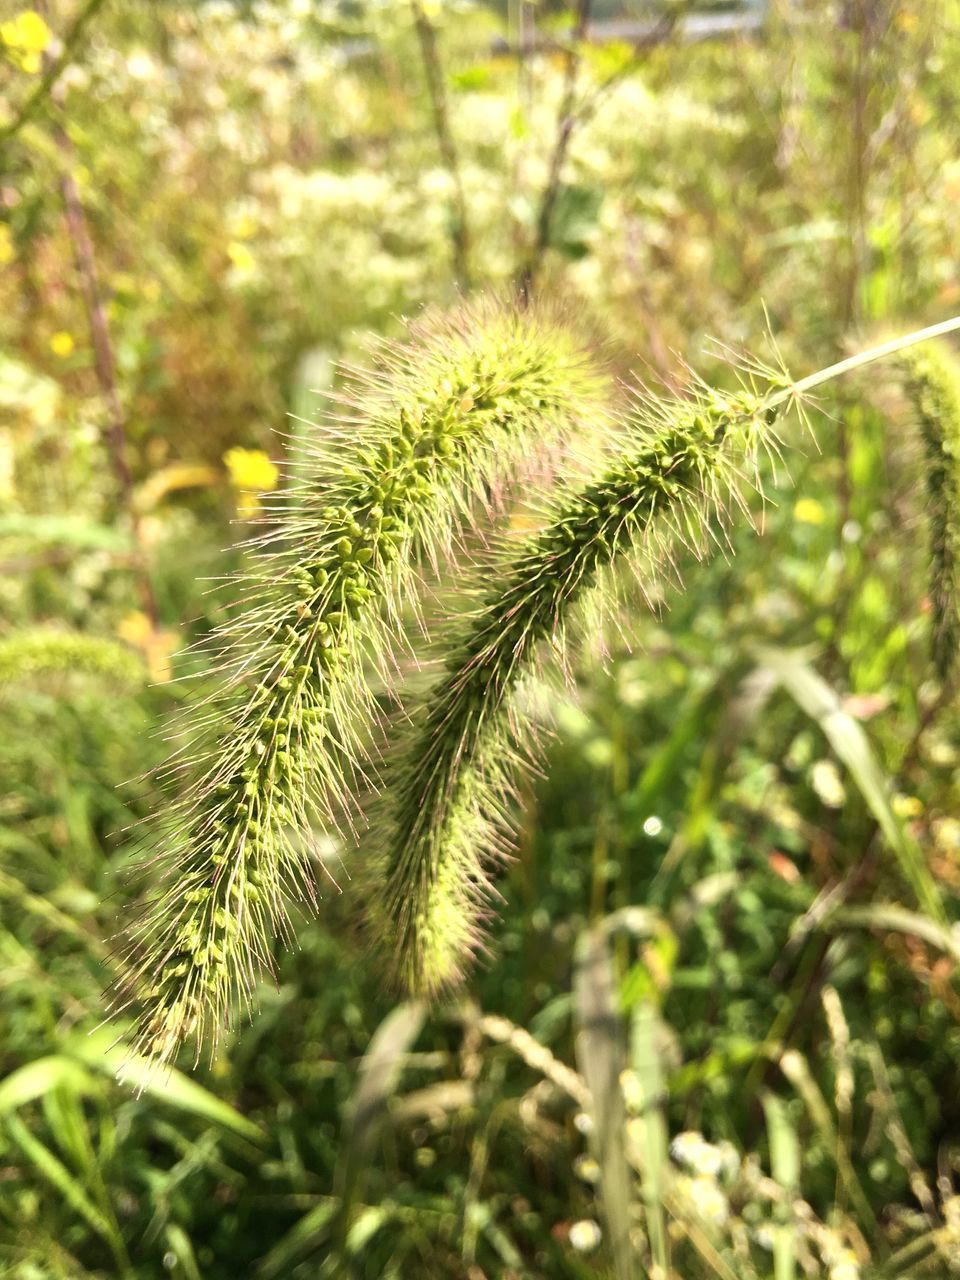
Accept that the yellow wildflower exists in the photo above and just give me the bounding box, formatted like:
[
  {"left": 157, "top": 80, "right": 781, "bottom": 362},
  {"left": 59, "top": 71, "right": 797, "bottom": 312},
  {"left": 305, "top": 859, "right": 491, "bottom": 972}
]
[
  {"left": 1, "top": 10, "right": 52, "bottom": 73},
  {"left": 0, "top": 225, "right": 14, "bottom": 266},
  {"left": 224, "top": 446, "right": 278, "bottom": 492},
  {"left": 224, "top": 446, "right": 279, "bottom": 518},
  {"left": 794, "top": 497, "right": 826, "bottom": 525},
  {"left": 0, "top": 429, "right": 14, "bottom": 502},
  {"left": 49, "top": 331, "right": 75, "bottom": 358},
  {"left": 892, "top": 793, "right": 923, "bottom": 819},
  {"left": 227, "top": 242, "right": 256, "bottom": 274},
  {"left": 230, "top": 214, "right": 258, "bottom": 239}
]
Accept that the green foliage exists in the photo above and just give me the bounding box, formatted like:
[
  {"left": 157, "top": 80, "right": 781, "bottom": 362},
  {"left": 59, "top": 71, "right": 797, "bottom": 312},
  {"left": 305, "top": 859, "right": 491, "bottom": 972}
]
[
  {"left": 2, "top": 1, "right": 960, "bottom": 1277},
  {"left": 0, "top": 628, "right": 145, "bottom": 686}
]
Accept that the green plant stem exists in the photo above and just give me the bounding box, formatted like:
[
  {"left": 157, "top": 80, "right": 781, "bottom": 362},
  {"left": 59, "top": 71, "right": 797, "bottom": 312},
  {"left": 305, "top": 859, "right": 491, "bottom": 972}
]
[
  {"left": 516, "top": 0, "right": 593, "bottom": 302},
  {"left": 409, "top": 0, "right": 472, "bottom": 289},
  {"left": 778, "top": 314, "right": 960, "bottom": 403}
]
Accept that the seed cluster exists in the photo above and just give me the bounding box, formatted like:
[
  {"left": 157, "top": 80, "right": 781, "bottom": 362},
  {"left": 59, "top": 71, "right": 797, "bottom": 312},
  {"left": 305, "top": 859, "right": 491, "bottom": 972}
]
[
  {"left": 372, "top": 391, "right": 776, "bottom": 995},
  {"left": 125, "top": 303, "right": 609, "bottom": 1063}
]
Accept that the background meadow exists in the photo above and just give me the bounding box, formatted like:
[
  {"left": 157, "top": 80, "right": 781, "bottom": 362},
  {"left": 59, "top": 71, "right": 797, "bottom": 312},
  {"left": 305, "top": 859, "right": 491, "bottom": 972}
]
[{"left": 2, "top": 1, "right": 960, "bottom": 1276}]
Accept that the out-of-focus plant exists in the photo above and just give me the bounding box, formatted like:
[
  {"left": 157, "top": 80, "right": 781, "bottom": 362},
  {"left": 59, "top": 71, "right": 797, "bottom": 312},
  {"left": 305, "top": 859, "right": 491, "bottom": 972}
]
[{"left": 2, "top": 1, "right": 960, "bottom": 1276}]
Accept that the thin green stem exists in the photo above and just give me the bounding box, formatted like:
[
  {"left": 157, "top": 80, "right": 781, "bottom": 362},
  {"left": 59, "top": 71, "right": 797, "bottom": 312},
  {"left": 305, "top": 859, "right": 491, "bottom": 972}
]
[{"left": 776, "top": 314, "right": 960, "bottom": 404}]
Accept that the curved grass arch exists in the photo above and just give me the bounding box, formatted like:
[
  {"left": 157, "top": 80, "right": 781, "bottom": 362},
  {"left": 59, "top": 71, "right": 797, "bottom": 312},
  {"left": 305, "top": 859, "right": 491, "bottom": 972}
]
[{"left": 367, "top": 387, "right": 781, "bottom": 992}]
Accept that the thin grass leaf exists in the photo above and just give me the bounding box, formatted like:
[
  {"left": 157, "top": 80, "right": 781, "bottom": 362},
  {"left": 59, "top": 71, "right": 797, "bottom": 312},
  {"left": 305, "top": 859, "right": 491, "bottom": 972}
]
[
  {"left": 4, "top": 1113, "right": 130, "bottom": 1271},
  {"left": 762, "top": 1091, "right": 799, "bottom": 1280},
  {"left": 896, "top": 341, "right": 960, "bottom": 681},
  {"left": 831, "top": 902, "right": 960, "bottom": 961},
  {"left": 42, "top": 1086, "right": 97, "bottom": 1178},
  {"left": 257, "top": 1200, "right": 340, "bottom": 1279},
  {"left": 162, "top": 1225, "right": 203, "bottom": 1280},
  {"left": 778, "top": 1050, "right": 877, "bottom": 1239},
  {"left": 331, "top": 1000, "right": 426, "bottom": 1260},
  {"left": 344, "top": 1206, "right": 390, "bottom": 1256},
  {"left": 755, "top": 646, "right": 944, "bottom": 924},
  {"left": 0, "top": 869, "right": 110, "bottom": 962},
  {"left": 71, "top": 1032, "right": 263, "bottom": 1143},
  {"left": 628, "top": 1002, "right": 669, "bottom": 1275},
  {"left": 341, "top": 1001, "right": 426, "bottom": 1165},
  {"left": 660, "top": 1193, "right": 745, "bottom": 1280},
  {"left": 0, "top": 1057, "right": 94, "bottom": 1114},
  {"left": 573, "top": 926, "right": 634, "bottom": 1280}
]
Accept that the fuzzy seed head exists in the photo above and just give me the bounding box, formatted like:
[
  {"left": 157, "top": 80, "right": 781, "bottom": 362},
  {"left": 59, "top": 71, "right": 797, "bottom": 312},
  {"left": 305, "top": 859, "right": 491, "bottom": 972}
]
[
  {"left": 367, "top": 387, "right": 781, "bottom": 996},
  {"left": 120, "top": 300, "right": 611, "bottom": 1065}
]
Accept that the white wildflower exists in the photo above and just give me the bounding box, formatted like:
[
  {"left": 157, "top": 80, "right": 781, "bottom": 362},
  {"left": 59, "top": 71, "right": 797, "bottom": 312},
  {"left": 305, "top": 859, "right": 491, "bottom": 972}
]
[
  {"left": 670, "top": 1129, "right": 707, "bottom": 1168},
  {"left": 829, "top": 1252, "right": 860, "bottom": 1280},
  {"left": 619, "top": 1069, "right": 645, "bottom": 1113},
  {"left": 675, "top": 1174, "right": 729, "bottom": 1227},
  {"left": 670, "top": 1130, "right": 732, "bottom": 1178},
  {"left": 573, "top": 1111, "right": 594, "bottom": 1136},
  {"left": 569, "top": 1219, "right": 602, "bottom": 1253},
  {"left": 754, "top": 1223, "right": 776, "bottom": 1252}
]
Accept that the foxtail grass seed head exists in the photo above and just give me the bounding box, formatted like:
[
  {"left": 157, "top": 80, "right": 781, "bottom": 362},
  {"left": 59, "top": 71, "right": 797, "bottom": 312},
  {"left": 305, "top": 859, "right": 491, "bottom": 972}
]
[
  {"left": 121, "top": 301, "right": 610, "bottom": 1065},
  {"left": 364, "top": 312, "right": 960, "bottom": 998},
  {"left": 897, "top": 342, "right": 960, "bottom": 682},
  {"left": 368, "top": 386, "right": 782, "bottom": 996}
]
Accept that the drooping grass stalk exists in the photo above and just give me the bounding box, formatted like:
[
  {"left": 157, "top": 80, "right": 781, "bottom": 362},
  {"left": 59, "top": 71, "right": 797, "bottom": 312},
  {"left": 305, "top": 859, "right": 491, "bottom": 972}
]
[
  {"left": 370, "top": 385, "right": 781, "bottom": 994},
  {"left": 124, "top": 301, "right": 609, "bottom": 1063},
  {"left": 896, "top": 342, "right": 960, "bottom": 682},
  {"left": 372, "top": 317, "right": 960, "bottom": 996}
]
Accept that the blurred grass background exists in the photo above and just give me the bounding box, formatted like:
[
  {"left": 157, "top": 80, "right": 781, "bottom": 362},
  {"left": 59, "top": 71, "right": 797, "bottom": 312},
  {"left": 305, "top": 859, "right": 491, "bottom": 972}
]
[{"left": 1, "top": 1, "right": 960, "bottom": 1276}]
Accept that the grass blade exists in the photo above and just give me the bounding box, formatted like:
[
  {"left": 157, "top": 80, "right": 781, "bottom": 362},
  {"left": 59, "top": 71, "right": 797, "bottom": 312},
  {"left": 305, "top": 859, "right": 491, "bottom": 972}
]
[
  {"left": 573, "top": 926, "right": 634, "bottom": 1280},
  {"left": 4, "top": 1113, "right": 129, "bottom": 1272},
  {"left": 831, "top": 903, "right": 960, "bottom": 962},
  {"left": 0, "top": 1057, "right": 94, "bottom": 1114},
  {"left": 332, "top": 1001, "right": 426, "bottom": 1258},
  {"left": 756, "top": 647, "right": 944, "bottom": 923},
  {"left": 628, "top": 1002, "right": 669, "bottom": 1275},
  {"left": 71, "top": 1032, "right": 263, "bottom": 1143},
  {"left": 762, "top": 1091, "right": 799, "bottom": 1280}
]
